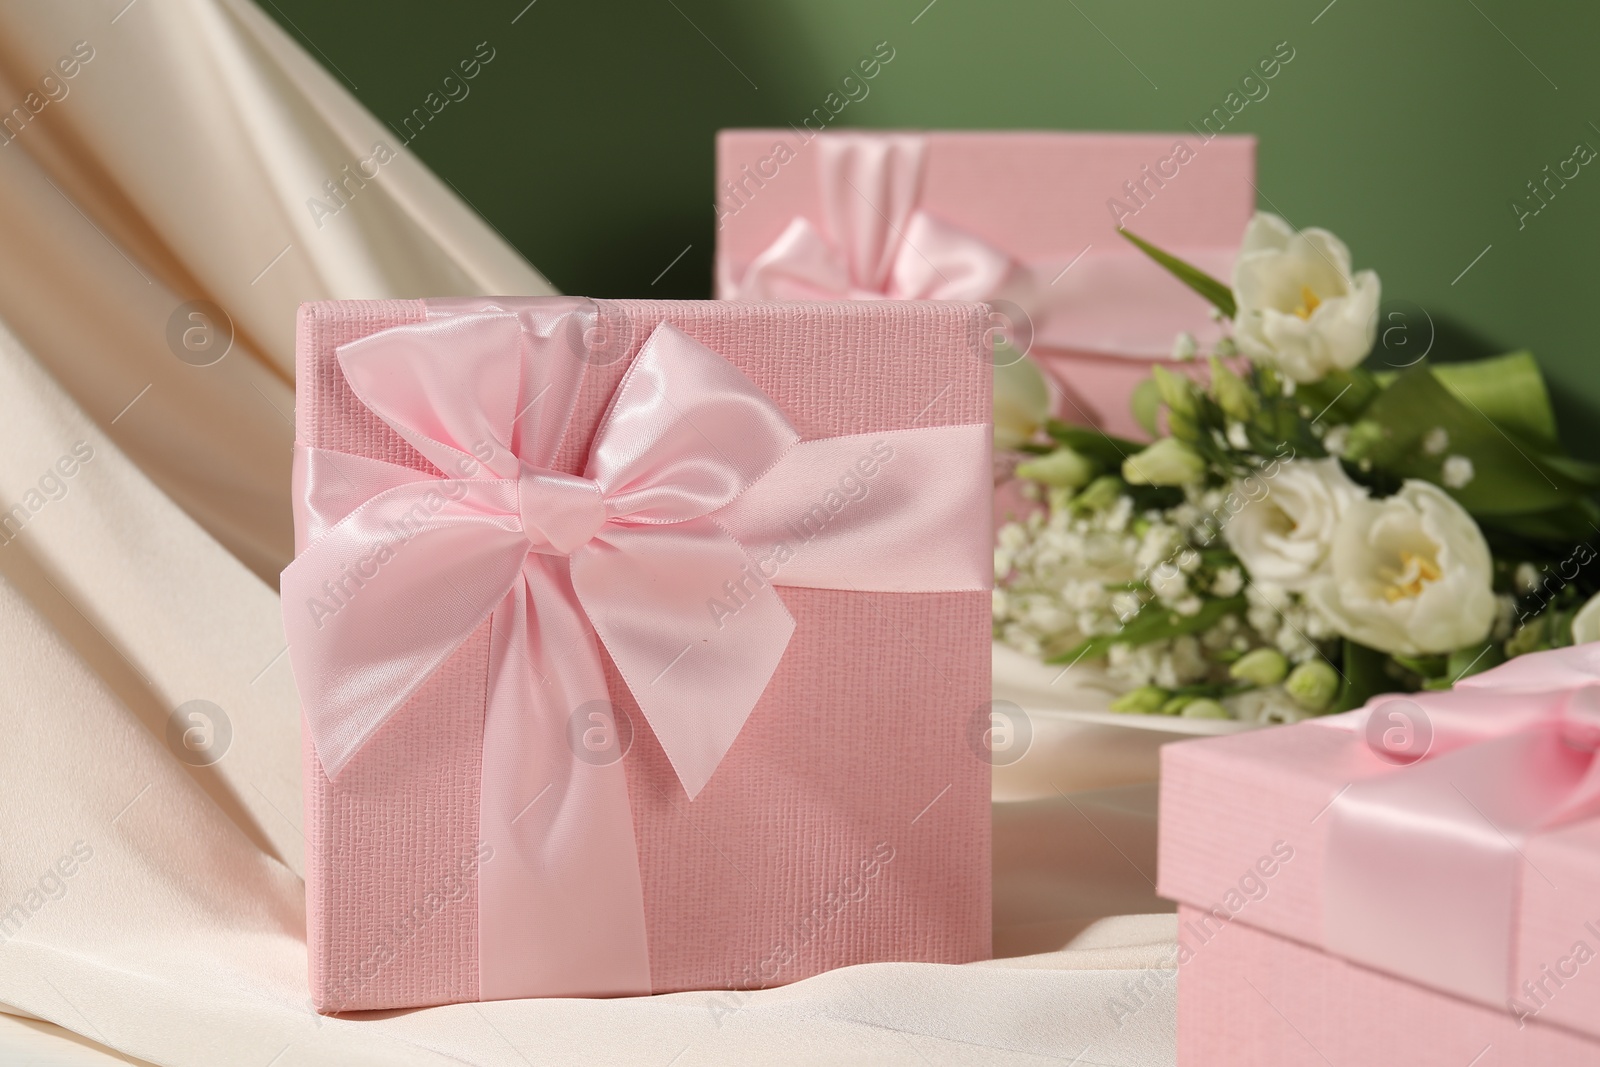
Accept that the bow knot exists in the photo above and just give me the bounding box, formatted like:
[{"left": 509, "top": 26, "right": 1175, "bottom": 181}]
[{"left": 518, "top": 466, "right": 606, "bottom": 555}]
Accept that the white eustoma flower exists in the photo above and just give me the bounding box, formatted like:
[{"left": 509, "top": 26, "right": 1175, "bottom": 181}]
[
  {"left": 1224, "top": 458, "right": 1365, "bottom": 592},
  {"left": 1231, "top": 212, "right": 1381, "bottom": 383},
  {"left": 1307, "top": 480, "right": 1495, "bottom": 655},
  {"left": 993, "top": 355, "right": 1051, "bottom": 450}
]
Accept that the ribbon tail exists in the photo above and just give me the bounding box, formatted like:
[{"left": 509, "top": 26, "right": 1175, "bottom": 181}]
[
  {"left": 574, "top": 519, "right": 795, "bottom": 799},
  {"left": 477, "top": 556, "right": 652, "bottom": 999}
]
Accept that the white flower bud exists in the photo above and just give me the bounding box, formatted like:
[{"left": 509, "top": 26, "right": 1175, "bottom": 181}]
[
  {"left": 1123, "top": 438, "right": 1205, "bottom": 487},
  {"left": 1441, "top": 455, "right": 1474, "bottom": 489}
]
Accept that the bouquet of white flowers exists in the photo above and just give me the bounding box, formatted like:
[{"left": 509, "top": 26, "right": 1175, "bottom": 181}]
[{"left": 994, "top": 212, "right": 1600, "bottom": 723}]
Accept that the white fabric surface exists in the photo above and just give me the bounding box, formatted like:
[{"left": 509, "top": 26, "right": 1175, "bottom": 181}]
[{"left": 0, "top": 1, "right": 1179, "bottom": 1064}]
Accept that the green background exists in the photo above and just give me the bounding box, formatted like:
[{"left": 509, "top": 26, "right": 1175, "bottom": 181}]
[{"left": 259, "top": 0, "right": 1600, "bottom": 449}]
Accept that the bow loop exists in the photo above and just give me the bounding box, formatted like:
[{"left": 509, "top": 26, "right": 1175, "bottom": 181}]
[
  {"left": 818, "top": 132, "right": 926, "bottom": 290},
  {"left": 338, "top": 313, "right": 527, "bottom": 480},
  {"left": 588, "top": 323, "right": 800, "bottom": 522}
]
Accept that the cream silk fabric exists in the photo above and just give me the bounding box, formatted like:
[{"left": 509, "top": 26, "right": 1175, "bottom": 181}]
[{"left": 0, "top": 1, "right": 1176, "bottom": 1063}]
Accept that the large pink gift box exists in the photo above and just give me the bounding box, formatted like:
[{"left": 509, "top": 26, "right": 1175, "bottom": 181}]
[
  {"left": 288, "top": 298, "right": 992, "bottom": 1011},
  {"left": 714, "top": 129, "right": 1255, "bottom": 438},
  {"left": 1159, "top": 646, "right": 1600, "bottom": 1062}
]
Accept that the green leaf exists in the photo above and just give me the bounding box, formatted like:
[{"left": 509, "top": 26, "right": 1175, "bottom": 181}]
[
  {"left": 1045, "top": 420, "right": 1144, "bottom": 468},
  {"left": 1358, "top": 366, "right": 1600, "bottom": 516},
  {"left": 1047, "top": 595, "right": 1246, "bottom": 664},
  {"left": 1477, "top": 497, "right": 1600, "bottom": 548},
  {"left": 1119, "top": 229, "right": 1237, "bottom": 319},
  {"left": 1447, "top": 642, "right": 1505, "bottom": 683},
  {"left": 1130, "top": 377, "right": 1162, "bottom": 439},
  {"left": 1333, "top": 641, "right": 1391, "bottom": 713},
  {"left": 1293, "top": 368, "right": 1381, "bottom": 424},
  {"left": 1390, "top": 653, "right": 1447, "bottom": 679},
  {"left": 1431, "top": 351, "right": 1558, "bottom": 449}
]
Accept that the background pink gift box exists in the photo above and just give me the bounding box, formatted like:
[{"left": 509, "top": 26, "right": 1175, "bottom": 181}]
[
  {"left": 296, "top": 298, "right": 992, "bottom": 1011},
  {"left": 1159, "top": 721, "right": 1600, "bottom": 1047},
  {"left": 714, "top": 129, "right": 1256, "bottom": 439}
]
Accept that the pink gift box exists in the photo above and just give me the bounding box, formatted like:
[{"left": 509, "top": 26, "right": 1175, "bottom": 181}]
[
  {"left": 293, "top": 298, "right": 992, "bottom": 1011},
  {"left": 1159, "top": 712, "right": 1600, "bottom": 1056},
  {"left": 714, "top": 130, "right": 1256, "bottom": 439},
  {"left": 1176, "top": 904, "right": 1600, "bottom": 1065}
]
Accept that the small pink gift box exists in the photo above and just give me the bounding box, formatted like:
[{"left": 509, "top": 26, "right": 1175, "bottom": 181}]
[
  {"left": 288, "top": 298, "right": 992, "bottom": 1011},
  {"left": 1158, "top": 645, "right": 1600, "bottom": 1060},
  {"left": 714, "top": 130, "right": 1256, "bottom": 438},
  {"left": 1177, "top": 905, "right": 1600, "bottom": 1065}
]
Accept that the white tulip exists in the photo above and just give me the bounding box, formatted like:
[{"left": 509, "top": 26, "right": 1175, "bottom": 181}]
[
  {"left": 1224, "top": 458, "right": 1365, "bottom": 592},
  {"left": 1307, "top": 480, "right": 1495, "bottom": 655},
  {"left": 993, "top": 355, "right": 1051, "bottom": 450},
  {"left": 1231, "top": 212, "right": 1381, "bottom": 383}
]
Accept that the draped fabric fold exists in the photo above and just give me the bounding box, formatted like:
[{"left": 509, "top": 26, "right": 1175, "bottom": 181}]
[
  {"left": 1320, "top": 645, "right": 1600, "bottom": 1006},
  {"left": 282, "top": 298, "right": 990, "bottom": 999}
]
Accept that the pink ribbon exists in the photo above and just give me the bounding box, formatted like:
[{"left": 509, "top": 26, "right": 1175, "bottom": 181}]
[
  {"left": 1321, "top": 644, "right": 1600, "bottom": 1007},
  {"left": 719, "top": 131, "right": 1239, "bottom": 366},
  {"left": 282, "top": 298, "right": 989, "bottom": 999},
  {"left": 725, "top": 134, "right": 1024, "bottom": 305}
]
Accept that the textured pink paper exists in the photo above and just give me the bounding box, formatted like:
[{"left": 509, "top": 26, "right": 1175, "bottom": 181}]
[
  {"left": 1160, "top": 725, "right": 1600, "bottom": 1040},
  {"left": 297, "top": 298, "right": 992, "bottom": 1010},
  {"left": 1178, "top": 904, "right": 1600, "bottom": 1065},
  {"left": 715, "top": 130, "right": 1256, "bottom": 438}
]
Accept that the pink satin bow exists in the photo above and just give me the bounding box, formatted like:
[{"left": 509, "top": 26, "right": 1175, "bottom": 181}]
[
  {"left": 1323, "top": 644, "right": 1600, "bottom": 1007},
  {"left": 283, "top": 298, "right": 989, "bottom": 999},
  {"left": 726, "top": 133, "right": 1023, "bottom": 303}
]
